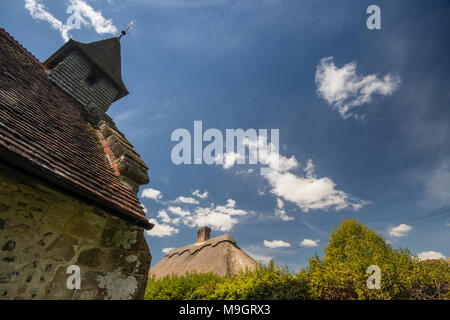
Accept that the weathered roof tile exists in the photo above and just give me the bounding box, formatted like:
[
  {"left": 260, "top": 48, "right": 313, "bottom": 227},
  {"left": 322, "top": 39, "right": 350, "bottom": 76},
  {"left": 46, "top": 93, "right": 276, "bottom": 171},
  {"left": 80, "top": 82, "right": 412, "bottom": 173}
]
[{"left": 0, "top": 28, "right": 151, "bottom": 230}]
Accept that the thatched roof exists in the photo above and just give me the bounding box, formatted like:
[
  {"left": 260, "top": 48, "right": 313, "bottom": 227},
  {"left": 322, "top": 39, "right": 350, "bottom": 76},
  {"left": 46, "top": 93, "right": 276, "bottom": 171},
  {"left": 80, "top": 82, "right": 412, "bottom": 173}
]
[{"left": 149, "top": 233, "right": 259, "bottom": 279}]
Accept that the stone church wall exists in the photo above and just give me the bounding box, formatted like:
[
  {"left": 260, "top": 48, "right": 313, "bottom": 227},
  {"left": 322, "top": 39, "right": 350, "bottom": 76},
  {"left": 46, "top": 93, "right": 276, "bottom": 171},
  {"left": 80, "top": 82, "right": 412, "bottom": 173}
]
[{"left": 0, "top": 162, "right": 151, "bottom": 300}]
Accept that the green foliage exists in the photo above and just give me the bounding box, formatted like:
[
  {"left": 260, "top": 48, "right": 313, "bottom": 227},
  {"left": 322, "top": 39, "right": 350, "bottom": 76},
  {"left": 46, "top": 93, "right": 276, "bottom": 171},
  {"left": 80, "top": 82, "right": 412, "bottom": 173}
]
[
  {"left": 144, "top": 262, "right": 309, "bottom": 300},
  {"left": 144, "top": 272, "right": 222, "bottom": 300},
  {"left": 305, "top": 218, "right": 449, "bottom": 300},
  {"left": 145, "top": 219, "right": 450, "bottom": 300},
  {"left": 210, "top": 261, "right": 309, "bottom": 300}
]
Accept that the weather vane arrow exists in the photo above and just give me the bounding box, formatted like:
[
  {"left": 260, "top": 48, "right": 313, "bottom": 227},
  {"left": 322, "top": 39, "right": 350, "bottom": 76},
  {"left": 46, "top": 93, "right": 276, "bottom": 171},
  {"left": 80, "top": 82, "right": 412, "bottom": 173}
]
[{"left": 118, "top": 20, "right": 135, "bottom": 40}]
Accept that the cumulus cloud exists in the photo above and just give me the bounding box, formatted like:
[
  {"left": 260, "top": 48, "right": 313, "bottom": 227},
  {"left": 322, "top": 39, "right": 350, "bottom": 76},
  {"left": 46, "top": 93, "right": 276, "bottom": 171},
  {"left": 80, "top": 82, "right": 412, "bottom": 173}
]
[
  {"left": 146, "top": 219, "right": 179, "bottom": 237},
  {"left": 274, "top": 198, "right": 294, "bottom": 221},
  {"left": 174, "top": 196, "right": 199, "bottom": 204},
  {"left": 162, "top": 247, "right": 175, "bottom": 254},
  {"left": 141, "top": 204, "right": 148, "bottom": 215},
  {"left": 315, "top": 56, "right": 400, "bottom": 119},
  {"left": 157, "top": 210, "right": 172, "bottom": 223},
  {"left": 389, "top": 224, "right": 413, "bottom": 237},
  {"left": 141, "top": 188, "right": 163, "bottom": 201},
  {"left": 192, "top": 189, "right": 208, "bottom": 199},
  {"left": 417, "top": 251, "right": 446, "bottom": 261},
  {"left": 150, "top": 196, "right": 248, "bottom": 233},
  {"left": 25, "top": 0, "right": 117, "bottom": 42},
  {"left": 216, "top": 136, "right": 367, "bottom": 213},
  {"left": 217, "top": 152, "right": 244, "bottom": 169},
  {"left": 183, "top": 199, "right": 249, "bottom": 232},
  {"left": 300, "top": 239, "right": 319, "bottom": 248},
  {"left": 167, "top": 206, "right": 191, "bottom": 217},
  {"left": 266, "top": 159, "right": 369, "bottom": 212},
  {"left": 183, "top": 207, "right": 239, "bottom": 232},
  {"left": 263, "top": 240, "right": 292, "bottom": 248}
]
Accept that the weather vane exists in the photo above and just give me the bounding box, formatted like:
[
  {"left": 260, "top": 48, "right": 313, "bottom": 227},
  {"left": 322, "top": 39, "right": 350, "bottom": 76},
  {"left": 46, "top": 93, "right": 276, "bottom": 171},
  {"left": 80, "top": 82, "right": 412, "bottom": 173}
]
[{"left": 118, "top": 20, "right": 135, "bottom": 40}]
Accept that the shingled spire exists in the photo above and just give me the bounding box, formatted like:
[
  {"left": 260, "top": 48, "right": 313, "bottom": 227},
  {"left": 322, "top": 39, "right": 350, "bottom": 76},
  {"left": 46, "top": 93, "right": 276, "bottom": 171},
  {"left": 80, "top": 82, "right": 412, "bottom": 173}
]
[{"left": 44, "top": 37, "right": 128, "bottom": 115}]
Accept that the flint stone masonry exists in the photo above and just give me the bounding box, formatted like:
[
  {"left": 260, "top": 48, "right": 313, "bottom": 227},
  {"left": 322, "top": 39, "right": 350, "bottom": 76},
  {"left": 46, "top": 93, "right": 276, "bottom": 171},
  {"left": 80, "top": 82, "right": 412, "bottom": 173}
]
[{"left": 0, "top": 162, "right": 151, "bottom": 300}]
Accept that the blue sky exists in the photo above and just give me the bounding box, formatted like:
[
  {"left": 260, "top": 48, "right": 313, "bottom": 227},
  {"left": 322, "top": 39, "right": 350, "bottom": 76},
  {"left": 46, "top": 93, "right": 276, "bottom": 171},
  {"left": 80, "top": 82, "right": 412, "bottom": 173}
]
[{"left": 2, "top": 0, "right": 449, "bottom": 270}]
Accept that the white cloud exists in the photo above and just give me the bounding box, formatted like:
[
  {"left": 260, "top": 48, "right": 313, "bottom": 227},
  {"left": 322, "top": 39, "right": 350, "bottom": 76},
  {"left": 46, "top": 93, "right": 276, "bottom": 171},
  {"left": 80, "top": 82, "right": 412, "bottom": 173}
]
[
  {"left": 146, "top": 219, "right": 179, "bottom": 237},
  {"left": 162, "top": 247, "right": 175, "bottom": 254},
  {"left": 315, "top": 56, "right": 400, "bottom": 119},
  {"left": 25, "top": 0, "right": 117, "bottom": 42},
  {"left": 192, "top": 189, "right": 208, "bottom": 199},
  {"left": 181, "top": 199, "right": 248, "bottom": 232},
  {"left": 157, "top": 210, "right": 172, "bottom": 223},
  {"left": 300, "top": 239, "right": 319, "bottom": 248},
  {"left": 263, "top": 240, "right": 291, "bottom": 248},
  {"left": 221, "top": 152, "right": 244, "bottom": 169},
  {"left": 218, "top": 135, "right": 368, "bottom": 213},
  {"left": 274, "top": 198, "right": 294, "bottom": 221},
  {"left": 214, "top": 199, "right": 248, "bottom": 216},
  {"left": 247, "top": 252, "right": 273, "bottom": 265},
  {"left": 446, "top": 222, "right": 450, "bottom": 227},
  {"left": 266, "top": 159, "right": 369, "bottom": 212},
  {"left": 417, "top": 251, "right": 446, "bottom": 261},
  {"left": 174, "top": 196, "right": 199, "bottom": 204},
  {"left": 167, "top": 206, "right": 191, "bottom": 217},
  {"left": 67, "top": 0, "right": 117, "bottom": 34},
  {"left": 141, "top": 204, "right": 148, "bottom": 215},
  {"left": 25, "top": 0, "right": 72, "bottom": 42},
  {"left": 141, "top": 188, "right": 163, "bottom": 201},
  {"left": 389, "top": 224, "right": 413, "bottom": 237}
]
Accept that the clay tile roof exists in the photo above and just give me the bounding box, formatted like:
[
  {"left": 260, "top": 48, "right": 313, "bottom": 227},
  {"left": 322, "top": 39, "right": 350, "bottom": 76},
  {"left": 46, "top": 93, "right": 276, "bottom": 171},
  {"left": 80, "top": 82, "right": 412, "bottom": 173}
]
[
  {"left": 44, "top": 37, "right": 128, "bottom": 101},
  {"left": 0, "top": 28, "right": 151, "bottom": 229},
  {"left": 149, "top": 234, "right": 259, "bottom": 279}
]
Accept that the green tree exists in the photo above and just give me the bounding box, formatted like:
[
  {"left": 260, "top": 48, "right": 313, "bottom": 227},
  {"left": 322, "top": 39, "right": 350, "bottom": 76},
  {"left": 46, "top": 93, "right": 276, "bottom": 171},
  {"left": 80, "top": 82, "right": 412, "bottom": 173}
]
[{"left": 305, "top": 218, "right": 449, "bottom": 300}]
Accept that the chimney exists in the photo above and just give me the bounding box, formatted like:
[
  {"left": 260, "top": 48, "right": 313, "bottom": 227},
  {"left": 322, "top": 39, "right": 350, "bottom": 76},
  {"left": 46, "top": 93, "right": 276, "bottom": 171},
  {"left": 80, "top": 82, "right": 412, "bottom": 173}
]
[{"left": 197, "top": 226, "right": 211, "bottom": 243}]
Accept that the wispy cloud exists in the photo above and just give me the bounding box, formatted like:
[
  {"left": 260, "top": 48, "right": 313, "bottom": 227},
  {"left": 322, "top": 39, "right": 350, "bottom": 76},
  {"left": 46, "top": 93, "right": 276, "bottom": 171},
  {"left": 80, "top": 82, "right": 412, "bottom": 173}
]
[
  {"left": 315, "top": 57, "right": 400, "bottom": 119},
  {"left": 192, "top": 189, "right": 208, "bottom": 199},
  {"left": 422, "top": 160, "right": 450, "bottom": 208},
  {"left": 24, "top": 0, "right": 117, "bottom": 42},
  {"left": 274, "top": 198, "right": 294, "bottom": 221}
]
